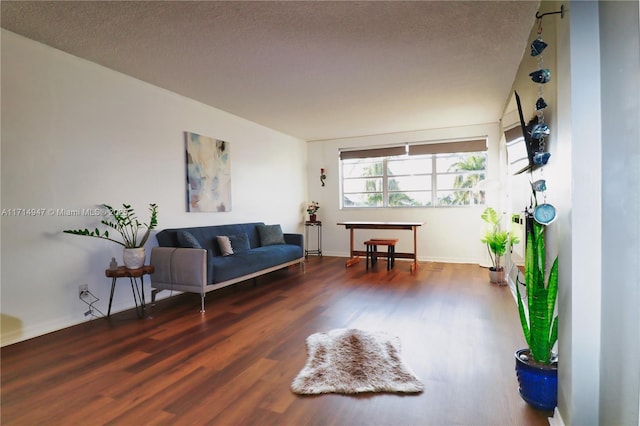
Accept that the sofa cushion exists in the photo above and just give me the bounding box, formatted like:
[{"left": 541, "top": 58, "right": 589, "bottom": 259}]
[
  {"left": 229, "top": 233, "right": 250, "bottom": 253},
  {"left": 257, "top": 224, "right": 286, "bottom": 246},
  {"left": 216, "top": 236, "right": 234, "bottom": 256},
  {"left": 156, "top": 223, "right": 265, "bottom": 256},
  {"left": 177, "top": 230, "right": 202, "bottom": 248},
  {"left": 209, "top": 244, "right": 303, "bottom": 283}
]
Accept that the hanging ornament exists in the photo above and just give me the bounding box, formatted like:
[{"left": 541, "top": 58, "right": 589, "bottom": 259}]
[
  {"left": 534, "top": 203, "right": 557, "bottom": 225},
  {"left": 528, "top": 7, "right": 566, "bottom": 226},
  {"left": 531, "top": 179, "right": 547, "bottom": 192},
  {"left": 529, "top": 69, "right": 551, "bottom": 83},
  {"left": 531, "top": 38, "right": 548, "bottom": 56},
  {"left": 533, "top": 151, "right": 551, "bottom": 165},
  {"left": 531, "top": 123, "right": 550, "bottom": 139},
  {"left": 528, "top": 16, "right": 551, "bottom": 169},
  {"left": 532, "top": 177, "right": 556, "bottom": 224},
  {"left": 536, "top": 97, "right": 548, "bottom": 110},
  {"left": 531, "top": 173, "right": 556, "bottom": 225}
]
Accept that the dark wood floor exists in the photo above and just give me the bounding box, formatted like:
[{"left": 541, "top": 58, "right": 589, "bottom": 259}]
[{"left": 1, "top": 257, "right": 552, "bottom": 425}]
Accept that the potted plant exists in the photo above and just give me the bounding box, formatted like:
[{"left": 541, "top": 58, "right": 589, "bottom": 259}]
[
  {"left": 306, "top": 201, "right": 320, "bottom": 222},
  {"left": 64, "top": 203, "right": 158, "bottom": 269},
  {"left": 514, "top": 215, "right": 558, "bottom": 411},
  {"left": 480, "top": 207, "right": 520, "bottom": 284}
]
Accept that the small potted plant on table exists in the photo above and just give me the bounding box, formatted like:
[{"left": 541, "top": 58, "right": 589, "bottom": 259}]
[
  {"left": 480, "top": 207, "right": 520, "bottom": 285},
  {"left": 64, "top": 203, "right": 158, "bottom": 269},
  {"left": 306, "top": 201, "right": 320, "bottom": 222}
]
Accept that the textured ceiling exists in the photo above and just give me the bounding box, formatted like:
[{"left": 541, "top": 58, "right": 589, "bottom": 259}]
[{"left": 1, "top": 1, "right": 539, "bottom": 141}]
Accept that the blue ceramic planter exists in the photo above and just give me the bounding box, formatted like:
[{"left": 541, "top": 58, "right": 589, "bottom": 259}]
[{"left": 515, "top": 349, "right": 558, "bottom": 411}]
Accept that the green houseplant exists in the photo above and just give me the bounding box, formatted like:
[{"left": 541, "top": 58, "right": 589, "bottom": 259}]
[
  {"left": 514, "top": 216, "right": 558, "bottom": 411},
  {"left": 64, "top": 203, "right": 158, "bottom": 269},
  {"left": 480, "top": 207, "right": 520, "bottom": 284}
]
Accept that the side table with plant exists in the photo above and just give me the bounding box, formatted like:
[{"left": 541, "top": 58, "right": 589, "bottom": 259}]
[{"left": 64, "top": 203, "right": 158, "bottom": 269}]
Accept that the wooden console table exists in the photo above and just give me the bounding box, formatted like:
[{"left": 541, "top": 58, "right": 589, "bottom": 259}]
[
  {"left": 105, "top": 265, "right": 154, "bottom": 319},
  {"left": 337, "top": 221, "right": 423, "bottom": 272}
]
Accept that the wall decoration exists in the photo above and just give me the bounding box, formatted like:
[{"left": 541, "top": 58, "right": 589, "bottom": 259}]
[
  {"left": 185, "top": 131, "right": 231, "bottom": 212},
  {"left": 527, "top": 10, "right": 558, "bottom": 225}
]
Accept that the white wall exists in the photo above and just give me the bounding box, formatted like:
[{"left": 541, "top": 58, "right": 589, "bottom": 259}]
[
  {"left": 561, "top": 2, "right": 604, "bottom": 423},
  {"left": 597, "top": 1, "right": 640, "bottom": 424},
  {"left": 0, "top": 30, "right": 307, "bottom": 346},
  {"left": 306, "top": 123, "right": 501, "bottom": 265}
]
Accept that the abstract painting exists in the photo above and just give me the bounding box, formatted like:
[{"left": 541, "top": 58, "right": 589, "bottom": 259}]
[{"left": 185, "top": 131, "right": 231, "bottom": 212}]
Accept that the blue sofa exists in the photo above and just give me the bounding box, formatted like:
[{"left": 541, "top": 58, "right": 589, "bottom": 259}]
[{"left": 150, "top": 222, "right": 304, "bottom": 311}]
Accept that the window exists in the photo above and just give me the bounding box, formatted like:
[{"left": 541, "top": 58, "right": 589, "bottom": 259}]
[
  {"left": 504, "top": 125, "right": 530, "bottom": 175},
  {"left": 340, "top": 140, "right": 487, "bottom": 208}
]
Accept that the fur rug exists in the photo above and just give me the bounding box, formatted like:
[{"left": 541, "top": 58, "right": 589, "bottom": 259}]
[{"left": 291, "top": 328, "right": 424, "bottom": 395}]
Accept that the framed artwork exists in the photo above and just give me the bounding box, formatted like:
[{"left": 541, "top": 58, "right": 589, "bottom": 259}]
[{"left": 185, "top": 131, "right": 231, "bottom": 212}]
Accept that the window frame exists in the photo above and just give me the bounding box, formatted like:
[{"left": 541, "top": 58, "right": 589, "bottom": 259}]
[{"left": 340, "top": 142, "right": 487, "bottom": 209}]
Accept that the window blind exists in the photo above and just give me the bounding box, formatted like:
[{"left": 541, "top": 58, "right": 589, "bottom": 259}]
[
  {"left": 408, "top": 139, "right": 486, "bottom": 156},
  {"left": 339, "top": 146, "right": 406, "bottom": 160},
  {"left": 340, "top": 139, "right": 487, "bottom": 160},
  {"left": 504, "top": 126, "right": 523, "bottom": 144}
]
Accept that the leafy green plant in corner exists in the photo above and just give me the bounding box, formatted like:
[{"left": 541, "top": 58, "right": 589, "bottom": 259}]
[
  {"left": 516, "top": 219, "right": 558, "bottom": 365},
  {"left": 64, "top": 203, "right": 158, "bottom": 248},
  {"left": 480, "top": 207, "right": 520, "bottom": 271}
]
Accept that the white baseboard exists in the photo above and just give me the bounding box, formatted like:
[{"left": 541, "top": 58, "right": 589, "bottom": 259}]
[
  {"left": 548, "top": 408, "right": 565, "bottom": 426},
  {"left": 325, "top": 251, "right": 483, "bottom": 264},
  {"left": 1, "top": 287, "right": 177, "bottom": 347},
  {"left": 1, "top": 314, "right": 83, "bottom": 347}
]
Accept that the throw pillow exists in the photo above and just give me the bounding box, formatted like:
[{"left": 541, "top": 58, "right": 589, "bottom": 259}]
[
  {"left": 229, "top": 233, "right": 251, "bottom": 253},
  {"left": 177, "top": 231, "right": 202, "bottom": 249},
  {"left": 216, "top": 235, "right": 234, "bottom": 256},
  {"left": 257, "top": 224, "right": 286, "bottom": 246}
]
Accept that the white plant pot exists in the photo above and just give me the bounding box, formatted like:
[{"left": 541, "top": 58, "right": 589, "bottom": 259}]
[
  {"left": 123, "top": 247, "right": 145, "bottom": 269},
  {"left": 489, "top": 268, "right": 506, "bottom": 285}
]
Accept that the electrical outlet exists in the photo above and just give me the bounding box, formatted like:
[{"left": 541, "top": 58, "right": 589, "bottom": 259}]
[{"left": 78, "top": 284, "right": 89, "bottom": 297}]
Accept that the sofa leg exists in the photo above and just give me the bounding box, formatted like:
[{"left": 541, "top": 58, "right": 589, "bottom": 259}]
[
  {"left": 200, "top": 294, "right": 205, "bottom": 313},
  {"left": 151, "top": 289, "right": 159, "bottom": 306},
  {"left": 253, "top": 277, "right": 258, "bottom": 287}
]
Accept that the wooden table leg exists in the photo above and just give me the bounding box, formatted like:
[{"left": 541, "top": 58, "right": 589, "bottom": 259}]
[
  {"left": 345, "top": 227, "right": 360, "bottom": 267},
  {"left": 108, "top": 277, "right": 117, "bottom": 317},
  {"left": 411, "top": 225, "right": 419, "bottom": 273}
]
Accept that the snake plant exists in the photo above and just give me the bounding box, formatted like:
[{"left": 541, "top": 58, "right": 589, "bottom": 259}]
[{"left": 516, "top": 219, "right": 558, "bottom": 365}]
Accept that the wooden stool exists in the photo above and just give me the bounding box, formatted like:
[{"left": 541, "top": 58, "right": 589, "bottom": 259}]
[{"left": 364, "top": 239, "right": 399, "bottom": 271}]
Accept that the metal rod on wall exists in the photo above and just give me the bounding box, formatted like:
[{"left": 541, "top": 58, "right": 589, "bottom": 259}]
[{"left": 535, "top": 4, "right": 565, "bottom": 20}]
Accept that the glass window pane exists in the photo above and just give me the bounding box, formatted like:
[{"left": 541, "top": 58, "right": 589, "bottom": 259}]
[
  {"left": 388, "top": 157, "right": 432, "bottom": 175},
  {"left": 343, "top": 193, "right": 383, "bottom": 207},
  {"left": 436, "top": 153, "right": 486, "bottom": 173},
  {"left": 473, "top": 190, "right": 486, "bottom": 205},
  {"left": 343, "top": 159, "right": 384, "bottom": 178},
  {"left": 343, "top": 177, "right": 383, "bottom": 193},
  {"left": 437, "top": 190, "right": 485, "bottom": 206},
  {"left": 389, "top": 175, "right": 431, "bottom": 191},
  {"left": 389, "top": 191, "right": 432, "bottom": 207},
  {"left": 437, "top": 173, "right": 484, "bottom": 190},
  {"left": 437, "top": 190, "right": 472, "bottom": 206}
]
